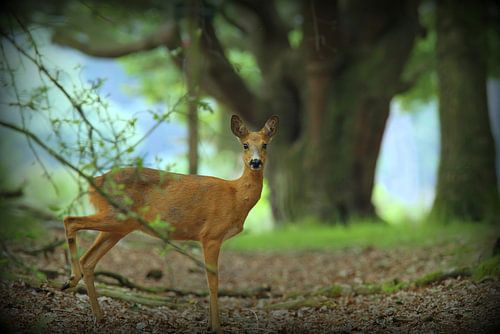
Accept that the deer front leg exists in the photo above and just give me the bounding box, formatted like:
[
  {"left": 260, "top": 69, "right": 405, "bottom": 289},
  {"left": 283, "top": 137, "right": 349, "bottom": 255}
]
[{"left": 202, "top": 239, "right": 222, "bottom": 333}]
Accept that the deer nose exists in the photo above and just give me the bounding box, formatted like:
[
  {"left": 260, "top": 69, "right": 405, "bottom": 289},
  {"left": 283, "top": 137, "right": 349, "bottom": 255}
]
[{"left": 249, "top": 159, "right": 262, "bottom": 169}]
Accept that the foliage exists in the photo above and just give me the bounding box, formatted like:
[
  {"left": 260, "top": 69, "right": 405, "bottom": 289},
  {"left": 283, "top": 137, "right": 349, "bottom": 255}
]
[
  {"left": 0, "top": 20, "right": 208, "bottom": 269},
  {"left": 121, "top": 48, "right": 184, "bottom": 104},
  {"left": 0, "top": 202, "right": 46, "bottom": 242}
]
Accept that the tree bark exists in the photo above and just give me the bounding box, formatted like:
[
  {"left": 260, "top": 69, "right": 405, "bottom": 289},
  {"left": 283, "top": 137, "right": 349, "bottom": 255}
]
[
  {"left": 186, "top": 0, "right": 201, "bottom": 175},
  {"left": 267, "top": 0, "right": 420, "bottom": 223},
  {"left": 431, "top": 0, "right": 499, "bottom": 221}
]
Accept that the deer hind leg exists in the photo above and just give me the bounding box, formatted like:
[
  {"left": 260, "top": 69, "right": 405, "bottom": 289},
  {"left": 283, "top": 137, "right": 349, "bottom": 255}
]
[
  {"left": 62, "top": 214, "right": 130, "bottom": 290},
  {"left": 80, "top": 231, "right": 125, "bottom": 320},
  {"left": 62, "top": 215, "right": 89, "bottom": 290},
  {"left": 202, "top": 239, "right": 222, "bottom": 334}
]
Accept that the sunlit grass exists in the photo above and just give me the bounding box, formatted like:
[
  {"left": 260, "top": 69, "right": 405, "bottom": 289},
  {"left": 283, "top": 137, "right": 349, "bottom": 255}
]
[{"left": 225, "top": 221, "right": 499, "bottom": 252}]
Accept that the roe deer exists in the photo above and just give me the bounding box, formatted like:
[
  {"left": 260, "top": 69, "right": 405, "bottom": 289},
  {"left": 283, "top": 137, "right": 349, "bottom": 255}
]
[{"left": 62, "top": 115, "right": 279, "bottom": 333}]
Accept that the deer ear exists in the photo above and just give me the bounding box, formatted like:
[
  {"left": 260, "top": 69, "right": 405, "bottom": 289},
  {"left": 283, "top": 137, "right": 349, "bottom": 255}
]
[
  {"left": 231, "top": 115, "right": 249, "bottom": 138},
  {"left": 262, "top": 115, "right": 279, "bottom": 139}
]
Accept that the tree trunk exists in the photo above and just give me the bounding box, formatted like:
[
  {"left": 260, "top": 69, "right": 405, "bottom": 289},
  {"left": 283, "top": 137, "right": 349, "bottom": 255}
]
[
  {"left": 431, "top": 0, "right": 499, "bottom": 221},
  {"left": 187, "top": 95, "right": 199, "bottom": 175},
  {"left": 186, "top": 0, "right": 201, "bottom": 175},
  {"left": 267, "top": 0, "right": 420, "bottom": 223},
  {"left": 322, "top": 94, "right": 391, "bottom": 221}
]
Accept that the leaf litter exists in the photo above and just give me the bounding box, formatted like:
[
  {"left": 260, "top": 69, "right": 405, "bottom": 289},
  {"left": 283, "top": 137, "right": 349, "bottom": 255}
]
[{"left": 0, "top": 230, "right": 499, "bottom": 333}]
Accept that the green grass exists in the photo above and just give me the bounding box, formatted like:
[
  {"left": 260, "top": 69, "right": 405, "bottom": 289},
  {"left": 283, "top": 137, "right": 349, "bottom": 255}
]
[
  {"left": 224, "top": 221, "right": 498, "bottom": 252},
  {"left": 472, "top": 255, "right": 500, "bottom": 281}
]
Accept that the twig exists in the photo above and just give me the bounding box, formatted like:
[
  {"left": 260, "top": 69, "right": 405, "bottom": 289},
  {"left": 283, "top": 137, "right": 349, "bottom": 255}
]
[
  {"left": 1, "top": 32, "right": 108, "bottom": 143},
  {"left": 19, "top": 239, "right": 65, "bottom": 256},
  {"left": 0, "top": 119, "right": 210, "bottom": 272},
  {"left": 10, "top": 203, "right": 59, "bottom": 222},
  {"left": 0, "top": 189, "right": 23, "bottom": 199}
]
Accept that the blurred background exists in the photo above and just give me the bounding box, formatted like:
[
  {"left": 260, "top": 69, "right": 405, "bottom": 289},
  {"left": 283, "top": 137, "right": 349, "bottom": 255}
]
[
  {"left": 1, "top": 1, "right": 500, "bottom": 331},
  {"left": 0, "top": 0, "right": 499, "bottom": 234}
]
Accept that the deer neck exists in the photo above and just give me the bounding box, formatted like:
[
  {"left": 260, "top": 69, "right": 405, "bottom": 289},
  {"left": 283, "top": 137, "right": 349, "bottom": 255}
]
[{"left": 235, "top": 167, "right": 264, "bottom": 208}]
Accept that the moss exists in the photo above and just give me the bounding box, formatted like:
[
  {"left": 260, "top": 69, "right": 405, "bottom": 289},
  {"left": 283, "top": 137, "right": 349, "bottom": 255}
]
[
  {"left": 313, "top": 285, "right": 343, "bottom": 298},
  {"left": 472, "top": 255, "right": 500, "bottom": 281},
  {"left": 381, "top": 279, "right": 408, "bottom": 293},
  {"left": 414, "top": 271, "right": 445, "bottom": 287},
  {"left": 413, "top": 268, "right": 472, "bottom": 287},
  {"left": 354, "top": 284, "right": 382, "bottom": 295}
]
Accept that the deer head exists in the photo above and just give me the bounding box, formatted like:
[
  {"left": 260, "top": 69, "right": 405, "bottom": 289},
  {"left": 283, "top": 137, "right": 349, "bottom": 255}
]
[{"left": 231, "top": 115, "right": 279, "bottom": 171}]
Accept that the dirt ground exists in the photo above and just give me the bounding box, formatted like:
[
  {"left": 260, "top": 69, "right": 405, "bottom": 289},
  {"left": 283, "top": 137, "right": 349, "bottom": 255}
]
[{"left": 1, "top": 231, "right": 499, "bottom": 333}]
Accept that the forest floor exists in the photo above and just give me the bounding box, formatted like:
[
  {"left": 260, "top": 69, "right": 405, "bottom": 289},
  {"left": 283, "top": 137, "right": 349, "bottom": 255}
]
[{"left": 0, "top": 227, "right": 499, "bottom": 333}]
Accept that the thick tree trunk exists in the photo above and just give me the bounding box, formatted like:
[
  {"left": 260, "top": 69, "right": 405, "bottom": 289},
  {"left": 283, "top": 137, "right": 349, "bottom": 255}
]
[
  {"left": 431, "top": 0, "right": 499, "bottom": 221},
  {"left": 267, "top": 0, "right": 419, "bottom": 223},
  {"left": 323, "top": 95, "right": 391, "bottom": 221},
  {"left": 186, "top": 0, "right": 202, "bottom": 175}
]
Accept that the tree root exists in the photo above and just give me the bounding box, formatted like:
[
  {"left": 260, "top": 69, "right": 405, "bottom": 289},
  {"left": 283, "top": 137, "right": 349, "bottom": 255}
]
[
  {"left": 94, "top": 270, "right": 275, "bottom": 298},
  {"left": 19, "top": 239, "right": 65, "bottom": 257},
  {"left": 14, "top": 274, "right": 183, "bottom": 308},
  {"left": 265, "top": 298, "right": 334, "bottom": 310}
]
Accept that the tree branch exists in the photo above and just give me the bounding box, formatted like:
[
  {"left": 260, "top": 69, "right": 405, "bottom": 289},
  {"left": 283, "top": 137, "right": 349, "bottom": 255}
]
[
  {"left": 197, "top": 18, "right": 259, "bottom": 125},
  {"left": 10, "top": 203, "right": 59, "bottom": 222},
  {"left": 52, "top": 22, "right": 180, "bottom": 58},
  {"left": 0, "top": 120, "right": 211, "bottom": 272},
  {"left": 0, "top": 189, "right": 23, "bottom": 199},
  {"left": 232, "top": 0, "right": 289, "bottom": 45},
  {"left": 1, "top": 31, "right": 109, "bottom": 148},
  {"left": 19, "top": 239, "right": 65, "bottom": 256},
  {"left": 51, "top": 13, "right": 259, "bottom": 125}
]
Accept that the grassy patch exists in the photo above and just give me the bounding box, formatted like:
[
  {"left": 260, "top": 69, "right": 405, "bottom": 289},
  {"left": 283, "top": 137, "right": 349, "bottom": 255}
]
[
  {"left": 225, "top": 221, "right": 497, "bottom": 252},
  {"left": 472, "top": 255, "right": 500, "bottom": 281},
  {"left": 312, "top": 285, "right": 344, "bottom": 298},
  {"left": 414, "top": 271, "right": 446, "bottom": 287},
  {"left": 381, "top": 279, "right": 409, "bottom": 293}
]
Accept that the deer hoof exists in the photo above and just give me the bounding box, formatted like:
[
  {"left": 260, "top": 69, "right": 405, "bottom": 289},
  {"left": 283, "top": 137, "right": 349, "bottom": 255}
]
[
  {"left": 93, "top": 313, "right": 104, "bottom": 324},
  {"left": 61, "top": 281, "right": 71, "bottom": 291},
  {"left": 207, "top": 326, "right": 222, "bottom": 334},
  {"left": 61, "top": 275, "right": 81, "bottom": 291}
]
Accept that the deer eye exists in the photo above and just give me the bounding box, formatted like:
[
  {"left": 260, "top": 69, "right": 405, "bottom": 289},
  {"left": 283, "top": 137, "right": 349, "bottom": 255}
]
[
  {"left": 243, "top": 143, "right": 249, "bottom": 150},
  {"left": 262, "top": 143, "right": 267, "bottom": 149}
]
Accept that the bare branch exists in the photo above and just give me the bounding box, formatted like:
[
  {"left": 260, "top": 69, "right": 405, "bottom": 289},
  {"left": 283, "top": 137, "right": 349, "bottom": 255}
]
[
  {"left": 1, "top": 32, "right": 109, "bottom": 146},
  {"left": 0, "top": 120, "right": 211, "bottom": 272},
  {"left": 10, "top": 203, "right": 59, "bottom": 222},
  {"left": 0, "top": 38, "right": 60, "bottom": 194},
  {"left": 52, "top": 22, "right": 180, "bottom": 58},
  {"left": 232, "top": 0, "right": 290, "bottom": 44},
  {"left": 198, "top": 18, "right": 258, "bottom": 124},
  {"left": 0, "top": 189, "right": 23, "bottom": 199},
  {"left": 220, "top": 3, "right": 248, "bottom": 34},
  {"left": 18, "top": 239, "right": 65, "bottom": 256}
]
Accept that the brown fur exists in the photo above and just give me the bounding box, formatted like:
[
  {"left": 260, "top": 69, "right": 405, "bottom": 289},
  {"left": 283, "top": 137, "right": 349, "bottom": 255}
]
[
  {"left": 62, "top": 115, "right": 279, "bottom": 333},
  {"left": 88, "top": 167, "right": 263, "bottom": 240}
]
